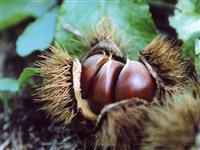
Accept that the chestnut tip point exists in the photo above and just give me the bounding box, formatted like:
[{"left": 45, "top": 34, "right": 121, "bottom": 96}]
[
  {"left": 81, "top": 54, "right": 109, "bottom": 99},
  {"left": 89, "top": 59, "right": 124, "bottom": 114},
  {"left": 115, "top": 60, "right": 155, "bottom": 102}
]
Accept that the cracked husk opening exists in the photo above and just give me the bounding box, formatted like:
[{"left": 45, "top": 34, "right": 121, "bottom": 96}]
[
  {"left": 140, "top": 35, "right": 195, "bottom": 104},
  {"left": 35, "top": 44, "right": 96, "bottom": 125}
]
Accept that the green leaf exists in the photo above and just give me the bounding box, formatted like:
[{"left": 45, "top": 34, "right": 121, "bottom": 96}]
[
  {"left": 16, "top": 7, "right": 58, "bottom": 57},
  {"left": 17, "top": 67, "right": 40, "bottom": 87},
  {"left": 195, "top": 55, "right": 200, "bottom": 74},
  {"left": 0, "top": 78, "right": 19, "bottom": 92},
  {"left": 55, "top": 0, "right": 158, "bottom": 59},
  {"left": 195, "top": 39, "right": 200, "bottom": 55},
  {"left": 0, "top": 67, "right": 39, "bottom": 93},
  {"left": 182, "top": 32, "right": 200, "bottom": 59},
  {"left": 169, "top": 0, "right": 200, "bottom": 41},
  {"left": 169, "top": 0, "right": 200, "bottom": 73},
  {"left": 0, "top": 0, "right": 56, "bottom": 31},
  {"left": 195, "top": 39, "right": 200, "bottom": 74}
]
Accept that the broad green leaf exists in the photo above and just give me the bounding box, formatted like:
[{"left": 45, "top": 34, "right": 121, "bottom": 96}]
[
  {"left": 195, "top": 39, "right": 200, "bottom": 55},
  {"left": 16, "top": 7, "right": 58, "bottom": 57},
  {"left": 133, "top": 0, "right": 148, "bottom": 4},
  {"left": 0, "top": 0, "right": 56, "bottom": 31},
  {"left": 169, "top": 0, "right": 200, "bottom": 41},
  {"left": 195, "top": 39, "right": 200, "bottom": 73},
  {"left": 182, "top": 32, "right": 200, "bottom": 59},
  {"left": 195, "top": 55, "right": 200, "bottom": 73},
  {"left": 55, "top": 0, "right": 158, "bottom": 59},
  {"left": 0, "top": 67, "right": 39, "bottom": 93},
  {"left": 17, "top": 67, "right": 40, "bottom": 87},
  {"left": 169, "top": 0, "right": 200, "bottom": 73},
  {"left": 0, "top": 78, "right": 19, "bottom": 92}
]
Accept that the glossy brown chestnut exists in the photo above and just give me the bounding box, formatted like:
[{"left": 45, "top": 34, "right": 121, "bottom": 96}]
[
  {"left": 115, "top": 60, "right": 155, "bottom": 102},
  {"left": 89, "top": 59, "right": 124, "bottom": 113},
  {"left": 81, "top": 54, "right": 109, "bottom": 99}
]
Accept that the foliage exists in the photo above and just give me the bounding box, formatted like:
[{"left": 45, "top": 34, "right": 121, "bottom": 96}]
[
  {"left": 0, "top": 78, "right": 19, "bottom": 93},
  {"left": 55, "top": 0, "right": 158, "bottom": 59},
  {"left": 0, "top": 0, "right": 56, "bottom": 31},
  {"left": 195, "top": 39, "right": 200, "bottom": 73},
  {"left": 16, "top": 7, "right": 58, "bottom": 56},
  {"left": 0, "top": 67, "right": 39, "bottom": 107},
  {"left": 0, "top": 67, "right": 39, "bottom": 93},
  {"left": 169, "top": 0, "right": 200, "bottom": 73}
]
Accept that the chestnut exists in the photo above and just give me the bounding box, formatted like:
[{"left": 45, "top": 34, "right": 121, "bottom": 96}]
[
  {"left": 81, "top": 54, "right": 109, "bottom": 98},
  {"left": 115, "top": 60, "right": 155, "bottom": 102},
  {"left": 89, "top": 59, "right": 124, "bottom": 113}
]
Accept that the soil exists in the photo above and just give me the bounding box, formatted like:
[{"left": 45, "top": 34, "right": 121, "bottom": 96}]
[{"left": 0, "top": 1, "right": 178, "bottom": 149}]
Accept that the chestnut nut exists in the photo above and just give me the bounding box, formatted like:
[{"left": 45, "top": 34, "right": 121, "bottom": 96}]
[
  {"left": 115, "top": 59, "right": 155, "bottom": 102},
  {"left": 89, "top": 59, "right": 124, "bottom": 113},
  {"left": 81, "top": 54, "right": 155, "bottom": 113},
  {"left": 81, "top": 54, "right": 109, "bottom": 98}
]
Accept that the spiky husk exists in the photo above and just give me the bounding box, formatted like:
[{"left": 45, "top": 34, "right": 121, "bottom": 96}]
[
  {"left": 198, "top": 83, "right": 200, "bottom": 97},
  {"left": 35, "top": 45, "right": 75, "bottom": 124},
  {"left": 192, "top": 83, "right": 200, "bottom": 99},
  {"left": 82, "top": 18, "right": 129, "bottom": 61},
  {"left": 72, "top": 59, "right": 97, "bottom": 125},
  {"left": 35, "top": 45, "right": 96, "bottom": 125},
  {"left": 141, "top": 94, "right": 200, "bottom": 150},
  {"left": 95, "top": 98, "right": 149, "bottom": 150},
  {"left": 140, "top": 36, "right": 195, "bottom": 103}
]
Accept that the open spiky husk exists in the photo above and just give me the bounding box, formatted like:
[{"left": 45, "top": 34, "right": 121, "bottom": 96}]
[
  {"left": 82, "top": 18, "right": 129, "bottom": 62},
  {"left": 141, "top": 93, "right": 200, "bottom": 150},
  {"left": 72, "top": 59, "right": 97, "bottom": 125},
  {"left": 197, "top": 83, "right": 200, "bottom": 97},
  {"left": 95, "top": 98, "right": 149, "bottom": 150},
  {"left": 95, "top": 86, "right": 199, "bottom": 150},
  {"left": 35, "top": 44, "right": 96, "bottom": 125},
  {"left": 140, "top": 35, "right": 195, "bottom": 104}
]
